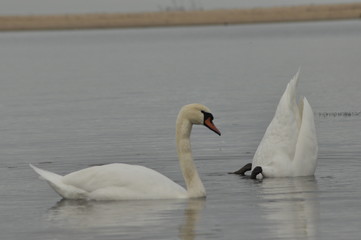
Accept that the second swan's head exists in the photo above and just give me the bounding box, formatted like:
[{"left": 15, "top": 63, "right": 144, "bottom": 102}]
[{"left": 178, "top": 103, "right": 221, "bottom": 136}]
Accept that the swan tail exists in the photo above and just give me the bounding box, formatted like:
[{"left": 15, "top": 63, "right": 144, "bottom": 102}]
[
  {"left": 30, "top": 164, "right": 63, "bottom": 182},
  {"left": 289, "top": 68, "right": 300, "bottom": 91},
  {"left": 286, "top": 69, "right": 300, "bottom": 107},
  {"left": 276, "top": 70, "right": 301, "bottom": 115},
  {"left": 293, "top": 97, "right": 318, "bottom": 175},
  {"left": 30, "top": 164, "right": 88, "bottom": 199},
  {"left": 252, "top": 70, "right": 302, "bottom": 169}
]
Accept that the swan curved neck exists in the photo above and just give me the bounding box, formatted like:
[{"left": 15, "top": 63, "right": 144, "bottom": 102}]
[{"left": 176, "top": 116, "right": 206, "bottom": 198}]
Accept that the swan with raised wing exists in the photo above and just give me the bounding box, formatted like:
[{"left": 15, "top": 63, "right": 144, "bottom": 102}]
[
  {"left": 30, "top": 103, "right": 221, "bottom": 200},
  {"left": 230, "top": 70, "right": 318, "bottom": 179}
]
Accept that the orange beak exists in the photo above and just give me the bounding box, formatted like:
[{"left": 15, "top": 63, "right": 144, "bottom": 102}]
[{"left": 204, "top": 118, "right": 221, "bottom": 136}]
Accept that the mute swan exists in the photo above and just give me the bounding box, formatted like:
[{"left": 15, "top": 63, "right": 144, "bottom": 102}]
[
  {"left": 30, "top": 103, "right": 221, "bottom": 200},
  {"left": 231, "top": 70, "right": 318, "bottom": 179}
]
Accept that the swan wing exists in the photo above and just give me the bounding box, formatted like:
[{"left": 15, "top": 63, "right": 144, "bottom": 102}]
[
  {"left": 292, "top": 97, "right": 318, "bottom": 176},
  {"left": 62, "top": 163, "right": 187, "bottom": 200},
  {"left": 252, "top": 71, "right": 301, "bottom": 176}
]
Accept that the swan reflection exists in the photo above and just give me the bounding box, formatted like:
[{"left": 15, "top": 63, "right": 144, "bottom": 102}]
[
  {"left": 178, "top": 199, "right": 205, "bottom": 240},
  {"left": 48, "top": 198, "right": 205, "bottom": 239},
  {"left": 258, "top": 177, "right": 320, "bottom": 240}
]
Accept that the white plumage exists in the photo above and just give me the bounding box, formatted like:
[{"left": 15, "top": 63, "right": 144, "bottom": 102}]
[
  {"left": 231, "top": 70, "right": 318, "bottom": 178},
  {"left": 252, "top": 70, "right": 318, "bottom": 177},
  {"left": 30, "top": 163, "right": 187, "bottom": 200},
  {"left": 30, "top": 103, "right": 220, "bottom": 200}
]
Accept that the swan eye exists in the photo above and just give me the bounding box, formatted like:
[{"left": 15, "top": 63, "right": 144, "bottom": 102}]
[{"left": 201, "top": 110, "right": 213, "bottom": 121}]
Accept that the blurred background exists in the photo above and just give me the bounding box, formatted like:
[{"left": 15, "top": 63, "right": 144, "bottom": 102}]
[{"left": 1, "top": 0, "right": 361, "bottom": 15}]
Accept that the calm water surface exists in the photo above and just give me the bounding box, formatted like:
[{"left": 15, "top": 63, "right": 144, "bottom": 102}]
[{"left": 0, "top": 21, "right": 360, "bottom": 239}]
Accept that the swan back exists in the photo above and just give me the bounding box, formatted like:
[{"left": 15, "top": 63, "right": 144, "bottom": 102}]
[
  {"left": 31, "top": 163, "right": 188, "bottom": 200},
  {"left": 63, "top": 164, "right": 188, "bottom": 200}
]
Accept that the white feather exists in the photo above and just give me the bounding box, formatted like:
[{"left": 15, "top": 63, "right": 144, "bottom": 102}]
[
  {"left": 252, "top": 70, "right": 318, "bottom": 177},
  {"left": 30, "top": 104, "right": 219, "bottom": 200}
]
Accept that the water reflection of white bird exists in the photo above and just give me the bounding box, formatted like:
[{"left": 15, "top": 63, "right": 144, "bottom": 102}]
[
  {"left": 231, "top": 70, "right": 318, "bottom": 178},
  {"left": 48, "top": 199, "right": 205, "bottom": 240},
  {"left": 258, "top": 177, "right": 320, "bottom": 240},
  {"left": 178, "top": 199, "right": 205, "bottom": 240}
]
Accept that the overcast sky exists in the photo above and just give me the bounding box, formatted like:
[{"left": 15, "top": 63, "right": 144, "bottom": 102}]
[{"left": 1, "top": 0, "right": 360, "bottom": 15}]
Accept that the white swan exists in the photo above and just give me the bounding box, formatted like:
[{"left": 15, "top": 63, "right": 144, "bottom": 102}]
[
  {"left": 231, "top": 70, "right": 318, "bottom": 178},
  {"left": 30, "top": 103, "right": 221, "bottom": 200}
]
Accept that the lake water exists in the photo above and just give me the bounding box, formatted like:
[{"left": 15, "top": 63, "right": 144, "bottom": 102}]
[{"left": 0, "top": 20, "right": 360, "bottom": 240}]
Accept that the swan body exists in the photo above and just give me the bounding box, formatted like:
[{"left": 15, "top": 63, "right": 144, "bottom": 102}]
[
  {"left": 31, "top": 104, "right": 220, "bottom": 200},
  {"left": 231, "top": 70, "right": 318, "bottom": 178},
  {"left": 30, "top": 163, "right": 187, "bottom": 200}
]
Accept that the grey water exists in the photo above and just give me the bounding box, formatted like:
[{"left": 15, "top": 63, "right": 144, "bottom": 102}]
[{"left": 0, "top": 20, "right": 360, "bottom": 240}]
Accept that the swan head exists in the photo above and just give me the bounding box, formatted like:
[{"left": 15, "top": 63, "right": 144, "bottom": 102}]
[{"left": 178, "top": 104, "right": 221, "bottom": 136}]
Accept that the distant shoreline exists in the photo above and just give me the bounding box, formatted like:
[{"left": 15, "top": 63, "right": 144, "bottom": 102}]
[{"left": 0, "top": 3, "right": 361, "bottom": 31}]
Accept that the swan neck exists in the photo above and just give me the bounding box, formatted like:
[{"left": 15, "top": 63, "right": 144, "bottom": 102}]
[{"left": 176, "top": 116, "right": 205, "bottom": 198}]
